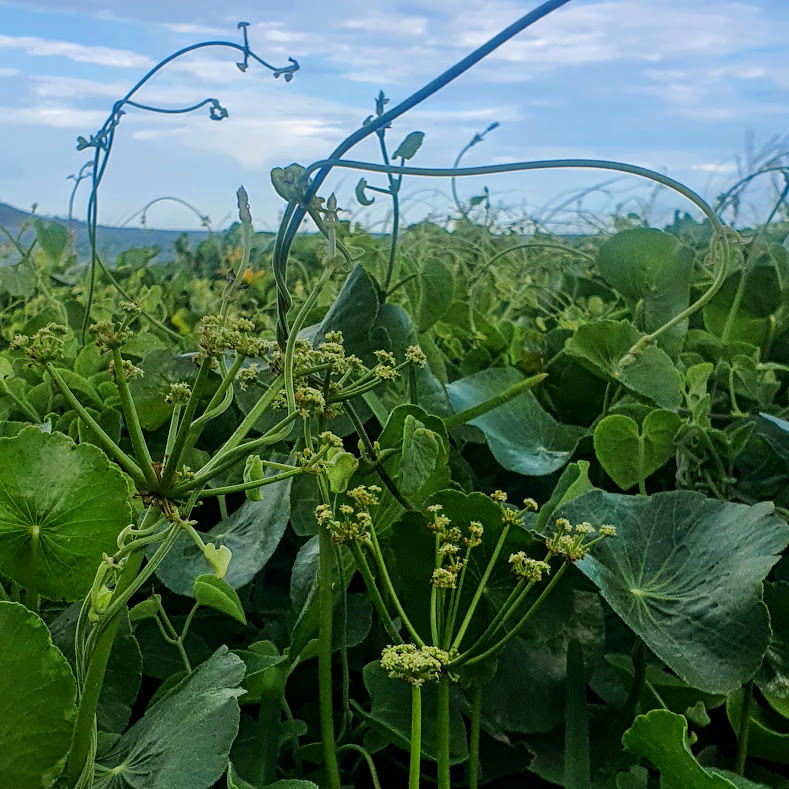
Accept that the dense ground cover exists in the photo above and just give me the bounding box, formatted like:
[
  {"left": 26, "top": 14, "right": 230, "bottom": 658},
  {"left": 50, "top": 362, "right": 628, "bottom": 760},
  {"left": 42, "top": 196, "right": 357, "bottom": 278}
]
[{"left": 2, "top": 3, "right": 789, "bottom": 788}]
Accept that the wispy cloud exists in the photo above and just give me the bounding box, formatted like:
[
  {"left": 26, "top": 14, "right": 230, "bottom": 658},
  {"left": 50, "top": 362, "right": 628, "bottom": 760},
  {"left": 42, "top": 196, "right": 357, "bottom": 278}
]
[
  {"left": 0, "top": 33, "right": 153, "bottom": 68},
  {"left": 1, "top": 104, "right": 106, "bottom": 128}
]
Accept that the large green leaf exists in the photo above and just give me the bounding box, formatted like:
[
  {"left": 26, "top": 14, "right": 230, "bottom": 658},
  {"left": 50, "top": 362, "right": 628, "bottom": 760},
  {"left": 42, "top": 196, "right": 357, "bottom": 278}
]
[
  {"left": 0, "top": 428, "right": 132, "bottom": 600},
  {"left": 446, "top": 367, "right": 584, "bottom": 476},
  {"left": 565, "top": 320, "right": 683, "bottom": 410},
  {"left": 418, "top": 257, "right": 454, "bottom": 332},
  {"left": 481, "top": 591, "right": 603, "bottom": 735},
  {"left": 560, "top": 490, "right": 789, "bottom": 693},
  {"left": 94, "top": 647, "right": 244, "bottom": 789},
  {"left": 311, "top": 264, "right": 382, "bottom": 364},
  {"left": 622, "top": 709, "right": 738, "bottom": 788},
  {"left": 0, "top": 601, "right": 76, "bottom": 789},
  {"left": 593, "top": 410, "right": 681, "bottom": 491},
  {"left": 596, "top": 228, "right": 693, "bottom": 357},
  {"left": 155, "top": 476, "right": 292, "bottom": 596}
]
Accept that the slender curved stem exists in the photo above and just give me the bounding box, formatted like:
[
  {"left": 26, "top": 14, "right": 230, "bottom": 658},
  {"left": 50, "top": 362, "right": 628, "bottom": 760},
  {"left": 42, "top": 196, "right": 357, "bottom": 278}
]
[
  {"left": 468, "top": 685, "right": 482, "bottom": 789},
  {"left": 112, "top": 347, "right": 157, "bottom": 488},
  {"left": 46, "top": 363, "right": 146, "bottom": 487},
  {"left": 274, "top": 0, "right": 575, "bottom": 345}
]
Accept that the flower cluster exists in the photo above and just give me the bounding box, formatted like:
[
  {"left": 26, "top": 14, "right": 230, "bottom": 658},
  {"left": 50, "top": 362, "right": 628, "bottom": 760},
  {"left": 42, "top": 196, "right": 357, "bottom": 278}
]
[
  {"left": 89, "top": 320, "right": 132, "bottom": 352},
  {"left": 545, "top": 518, "right": 616, "bottom": 562},
  {"left": 315, "top": 483, "right": 382, "bottom": 544},
  {"left": 426, "top": 505, "right": 484, "bottom": 590},
  {"left": 380, "top": 643, "right": 450, "bottom": 686},
  {"left": 508, "top": 552, "right": 551, "bottom": 583},
  {"left": 165, "top": 382, "right": 192, "bottom": 406},
  {"left": 108, "top": 357, "right": 143, "bottom": 381},
  {"left": 11, "top": 323, "right": 69, "bottom": 364},
  {"left": 197, "top": 315, "right": 270, "bottom": 358}
]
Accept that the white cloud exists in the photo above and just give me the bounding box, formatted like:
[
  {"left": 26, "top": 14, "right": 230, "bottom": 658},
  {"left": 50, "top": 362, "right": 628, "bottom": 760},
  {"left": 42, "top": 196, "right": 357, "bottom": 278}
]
[
  {"left": 0, "top": 67, "right": 19, "bottom": 77},
  {"left": 0, "top": 33, "right": 153, "bottom": 68},
  {"left": 341, "top": 13, "right": 429, "bottom": 37},
  {"left": 692, "top": 162, "right": 738, "bottom": 173},
  {"left": 451, "top": 1, "right": 783, "bottom": 67},
  {"left": 1, "top": 104, "right": 106, "bottom": 128},
  {"left": 162, "top": 22, "right": 225, "bottom": 35}
]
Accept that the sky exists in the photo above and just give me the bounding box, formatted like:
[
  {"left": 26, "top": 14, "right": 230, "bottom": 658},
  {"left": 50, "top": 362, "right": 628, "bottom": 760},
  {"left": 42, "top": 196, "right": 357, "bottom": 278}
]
[{"left": 1, "top": 0, "right": 789, "bottom": 233}]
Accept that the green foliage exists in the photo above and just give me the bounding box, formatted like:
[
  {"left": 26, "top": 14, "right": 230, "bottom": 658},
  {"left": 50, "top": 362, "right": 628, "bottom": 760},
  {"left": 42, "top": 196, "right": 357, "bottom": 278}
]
[
  {"left": 0, "top": 428, "right": 132, "bottom": 599},
  {"left": 0, "top": 602, "right": 76, "bottom": 789}
]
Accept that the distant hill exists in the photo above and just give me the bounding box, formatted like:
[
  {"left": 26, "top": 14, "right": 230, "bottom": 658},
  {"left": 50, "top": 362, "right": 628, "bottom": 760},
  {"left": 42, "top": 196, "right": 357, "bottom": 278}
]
[{"left": 0, "top": 201, "right": 216, "bottom": 263}]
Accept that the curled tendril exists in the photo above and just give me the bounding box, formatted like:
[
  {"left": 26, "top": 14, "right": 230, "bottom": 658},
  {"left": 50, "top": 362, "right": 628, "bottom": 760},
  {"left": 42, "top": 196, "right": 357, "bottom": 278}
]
[
  {"left": 77, "top": 23, "right": 300, "bottom": 343},
  {"left": 271, "top": 0, "right": 575, "bottom": 350}
]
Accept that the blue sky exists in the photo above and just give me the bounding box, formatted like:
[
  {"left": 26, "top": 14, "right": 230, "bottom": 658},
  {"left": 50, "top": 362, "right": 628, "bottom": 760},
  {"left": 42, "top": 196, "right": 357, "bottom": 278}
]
[{"left": 1, "top": 0, "right": 788, "bottom": 232}]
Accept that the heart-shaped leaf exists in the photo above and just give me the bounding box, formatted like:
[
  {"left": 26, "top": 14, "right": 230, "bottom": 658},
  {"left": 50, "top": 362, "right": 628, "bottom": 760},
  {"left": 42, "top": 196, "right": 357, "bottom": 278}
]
[
  {"left": 596, "top": 228, "right": 694, "bottom": 357},
  {"left": 34, "top": 218, "right": 70, "bottom": 265},
  {"left": 0, "top": 427, "right": 132, "bottom": 600},
  {"left": 193, "top": 574, "right": 247, "bottom": 624},
  {"left": 560, "top": 490, "right": 789, "bottom": 693},
  {"left": 0, "top": 601, "right": 76, "bottom": 789},
  {"left": 594, "top": 410, "right": 682, "bottom": 490},
  {"left": 565, "top": 320, "right": 683, "bottom": 410},
  {"left": 94, "top": 647, "right": 245, "bottom": 789},
  {"left": 446, "top": 367, "right": 584, "bottom": 476}
]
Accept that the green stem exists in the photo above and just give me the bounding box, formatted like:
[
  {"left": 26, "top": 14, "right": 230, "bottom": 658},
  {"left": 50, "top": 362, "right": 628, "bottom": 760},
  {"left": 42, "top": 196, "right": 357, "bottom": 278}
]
[
  {"left": 284, "top": 265, "right": 335, "bottom": 415},
  {"left": 436, "top": 676, "right": 451, "bottom": 789},
  {"left": 182, "top": 354, "right": 245, "bottom": 452},
  {"left": 160, "top": 358, "right": 212, "bottom": 491},
  {"left": 350, "top": 541, "right": 403, "bottom": 644},
  {"left": 0, "top": 378, "right": 41, "bottom": 422},
  {"left": 164, "top": 404, "right": 181, "bottom": 460},
  {"left": 65, "top": 550, "right": 145, "bottom": 786},
  {"left": 170, "top": 412, "right": 298, "bottom": 497},
  {"left": 444, "top": 373, "right": 546, "bottom": 430},
  {"left": 457, "top": 562, "right": 568, "bottom": 667},
  {"left": 564, "top": 640, "right": 591, "bottom": 789},
  {"left": 319, "top": 520, "right": 342, "bottom": 789},
  {"left": 451, "top": 523, "right": 511, "bottom": 652},
  {"left": 467, "top": 685, "right": 482, "bottom": 789},
  {"left": 337, "top": 744, "right": 383, "bottom": 789},
  {"left": 365, "top": 532, "right": 425, "bottom": 646},
  {"left": 112, "top": 347, "right": 158, "bottom": 489},
  {"left": 735, "top": 680, "right": 754, "bottom": 776},
  {"left": 410, "top": 683, "right": 422, "bottom": 789},
  {"left": 46, "top": 363, "right": 146, "bottom": 487},
  {"left": 198, "top": 468, "right": 302, "bottom": 497}
]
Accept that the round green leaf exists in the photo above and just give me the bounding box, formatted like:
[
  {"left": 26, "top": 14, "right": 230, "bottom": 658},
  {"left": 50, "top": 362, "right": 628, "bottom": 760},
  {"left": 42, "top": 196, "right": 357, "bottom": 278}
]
[
  {"left": 446, "top": 367, "right": 584, "bottom": 476},
  {"left": 193, "top": 574, "right": 247, "bottom": 624},
  {"left": 0, "top": 427, "right": 133, "bottom": 600},
  {"left": 0, "top": 601, "right": 76, "bottom": 789},
  {"left": 593, "top": 409, "right": 681, "bottom": 491},
  {"left": 560, "top": 490, "right": 789, "bottom": 693},
  {"left": 94, "top": 647, "right": 244, "bottom": 789}
]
